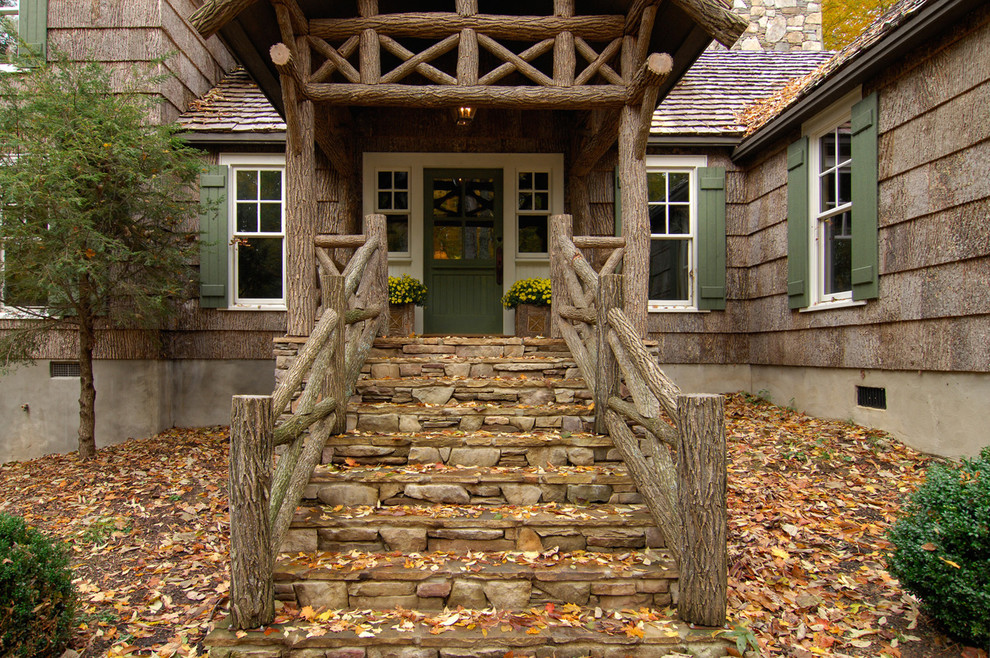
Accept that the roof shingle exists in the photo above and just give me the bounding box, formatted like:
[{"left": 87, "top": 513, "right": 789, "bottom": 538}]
[{"left": 179, "top": 69, "right": 285, "bottom": 134}]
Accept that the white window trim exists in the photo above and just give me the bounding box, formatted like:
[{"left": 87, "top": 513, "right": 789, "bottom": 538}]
[
  {"left": 375, "top": 167, "right": 412, "bottom": 259},
  {"left": 803, "top": 88, "right": 862, "bottom": 309},
  {"left": 515, "top": 170, "right": 552, "bottom": 260},
  {"left": 645, "top": 155, "right": 707, "bottom": 313},
  {"left": 219, "top": 153, "right": 287, "bottom": 311}
]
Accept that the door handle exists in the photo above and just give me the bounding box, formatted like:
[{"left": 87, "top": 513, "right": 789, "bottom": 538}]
[{"left": 495, "top": 244, "right": 504, "bottom": 286}]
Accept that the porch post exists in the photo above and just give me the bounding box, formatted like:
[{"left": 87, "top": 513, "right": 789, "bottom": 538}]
[
  {"left": 283, "top": 43, "right": 319, "bottom": 336},
  {"left": 617, "top": 36, "right": 649, "bottom": 337}
]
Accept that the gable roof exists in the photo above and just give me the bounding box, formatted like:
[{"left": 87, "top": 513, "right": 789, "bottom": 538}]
[
  {"left": 178, "top": 69, "right": 286, "bottom": 143},
  {"left": 734, "top": 0, "right": 986, "bottom": 159},
  {"left": 651, "top": 50, "right": 832, "bottom": 143}
]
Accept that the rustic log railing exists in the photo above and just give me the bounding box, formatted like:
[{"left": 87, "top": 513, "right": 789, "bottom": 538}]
[
  {"left": 227, "top": 214, "right": 388, "bottom": 629},
  {"left": 549, "top": 213, "right": 727, "bottom": 627}
]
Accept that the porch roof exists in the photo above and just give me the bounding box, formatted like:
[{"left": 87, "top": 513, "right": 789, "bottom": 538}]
[{"left": 188, "top": 0, "right": 747, "bottom": 119}]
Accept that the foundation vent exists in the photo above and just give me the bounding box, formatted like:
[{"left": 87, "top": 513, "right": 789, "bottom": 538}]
[
  {"left": 857, "top": 385, "right": 886, "bottom": 409},
  {"left": 50, "top": 361, "right": 81, "bottom": 378}
]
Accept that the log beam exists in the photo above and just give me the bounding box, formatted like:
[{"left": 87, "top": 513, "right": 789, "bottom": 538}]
[
  {"left": 302, "top": 82, "right": 628, "bottom": 108},
  {"left": 670, "top": 0, "right": 748, "bottom": 48},
  {"left": 190, "top": 0, "right": 256, "bottom": 39},
  {"left": 310, "top": 14, "right": 624, "bottom": 41}
]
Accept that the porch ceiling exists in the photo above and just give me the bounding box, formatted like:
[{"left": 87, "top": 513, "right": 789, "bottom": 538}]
[{"left": 190, "top": 0, "right": 745, "bottom": 120}]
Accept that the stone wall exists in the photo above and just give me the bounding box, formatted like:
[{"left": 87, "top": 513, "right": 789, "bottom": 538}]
[{"left": 730, "top": 0, "right": 824, "bottom": 52}]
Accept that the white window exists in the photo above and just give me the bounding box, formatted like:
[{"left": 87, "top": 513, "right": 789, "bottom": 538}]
[
  {"left": 646, "top": 156, "right": 706, "bottom": 310},
  {"left": 803, "top": 89, "right": 861, "bottom": 307},
  {"left": 517, "top": 171, "right": 549, "bottom": 256},
  {"left": 376, "top": 169, "right": 410, "bottom": 255},
  {"left": 0, "top": 0, "right": 17, "bottom": 61},
  {"left": 225, "top": 157, "right": 285, "bottom": 309}
]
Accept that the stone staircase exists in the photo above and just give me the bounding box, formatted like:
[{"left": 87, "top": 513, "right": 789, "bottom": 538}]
[{"left": 207, "top": 337, "right": 732, "bottom": 658}]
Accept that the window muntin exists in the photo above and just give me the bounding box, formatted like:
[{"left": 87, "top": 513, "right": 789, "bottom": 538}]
[
  {"left": 812, "top": 121, "right": 853, "bottom": 302},
  {"left": 517, "top": 171, "right": 549, "bottom": 255},
  {"left": 231, "top": 166, "right": 285, "bottom": 306},
  {"left": 376, "top": 170, "right": 410, "bottom": 255},
  {"left": 647, "top": 170, "right": 694, "bottom": 307}
]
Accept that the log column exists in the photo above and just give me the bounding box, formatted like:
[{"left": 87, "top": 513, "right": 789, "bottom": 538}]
[
  {"left": 283, "top": 38, "right": 319, "bottom": 336},
  {"left": 617, "top": 35, "right": 649, "bottom": 336},
  {"left": 549, "top": 214, "right": 574, "bottom": 338},
  {"left": 675, "top": 393, "right": 728, "bottom": 627},
  {"left": 229, "top": 395, "right": 275, "bottom": 630},
  {"left": 358, "top": 0, "right": 380, "bottom": 84},
  {"left": 594, "top": 274, "right": 621, "bottom": 433},
  {"left": 553, "top": 0, "right": 575, "bottom": 86},
  {"left": 456, "top": 0, "right": 479, "bottom": 86}
]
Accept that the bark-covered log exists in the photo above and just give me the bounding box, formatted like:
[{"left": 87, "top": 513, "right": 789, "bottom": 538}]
[
  {"left": 600, "top": 246, "right": 625, "bottom": 277},
  {"left": 557, "top": 320, "right": 596, "bottom": 391},
  {"left": 478, "top": 33, "right": 554, "bottom": 87},
  {"left": 573, "top": 235, "right": 626, "bottom": 250},
  {"left": 617, "top": 93, "right": 649, "bottom": 336},
  {"left": 301, "top": 82, "right": 627, "bottom": 109},
  {"left": 606, "top": 396, "right": 676, "bottom": 447},
  {"left": 315, "top": 233, "right": 366, "bottom": 249},
  {"left": 310, "top": 14, "right": 624, "bottom": 41},
  {"left": 571, "top": 108, "right": 621, "bottom": 177},
  {"left": 189, "top": 0, "right": 256, "bottom": 38},
  {"left": 559, "top": 304, "right": 596, "bottom": 325},
  {"left": 270, "top": 416, "right": 333, "bottom": 556},
  {"left": 574, "top": 37, "right": 624, "bottom": 86},
  {"left": 608, "top": 307, "right": 681, "bottom": 417},
  {"left": 549, "top": 214, "right": 573, "bottom": 338},
  {"left": 594, "top": 274, "right": 622, "bottom": 434},
  {"left": 675, "top": 394, "right": 728, "bottom": 627},
  {"left": 479, "top": 39, "right": 555, "bottom": 87},
  {"left": 380, "top": 34, "right": 459, "bottom": 85},
  {"left": 270, "top": 309, "right": 337, "bottom": 418},
  {"left": 229, "top": 395, "right": 274, "bottom": 629},
  {"left": 604, "top": 410, "right": 681, "bottom": 561},
  {"left": 607, "top": 330, "right": 660, "bottom": 419},
  {"left": 311, "top": 35, "right": 360, "bottom": 83},
  {"left": 326, "top": 276, "right": 347, "bottom": 435},
  {"left": 553, "top": 0, "right": 575, "bottom": 87},
  {"left": 273, "top": 397, "right": 337, "bottom": 447},
  {"left": 669, "top": 0, "right": 748, "bottom": 48}
]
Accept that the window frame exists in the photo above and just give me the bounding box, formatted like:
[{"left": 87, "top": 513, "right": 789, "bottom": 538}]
[
  {"left": 801, "top": 89, "right": 864, "bottom": 310},
  {"left": 375, "top": 167, "right": 412, "bottom": 258},
  {"left": 645, "top": 155, "right": 707, "bottom": 312},
  {"left": 515, "top": 170, "right": 551, "bottom": 259},
  {"left": 219, "top": 153, "right": 286, "bottom": 311}
]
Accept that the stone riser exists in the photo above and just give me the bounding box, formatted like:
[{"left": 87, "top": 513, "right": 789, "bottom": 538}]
[
  {"left": 362, "top": 359, "right": 580, "bottom": 381},
  {"left": 348, "top": 404, "right": 594, "bottom": 434},
  {"left": 368, "top": 337, "right": 571, "bottom": 361},
  {"left": 274, "top": 573, "right": 675, "bottom": 613}
]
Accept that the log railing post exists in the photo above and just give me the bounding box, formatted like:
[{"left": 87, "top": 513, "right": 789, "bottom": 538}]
[
  {"left": 549, "top": 214, "right": 573, "bottom": 338},
  {"left": 594, "top": 273, "right": 622, "bottom": 434},
  {"left": 229, "top": 395, "right": 275, "bottom": 630},
  {"left": 675, "top": 393, "right": 728, "bottom": 627},
  {"left": 326, "top": 275, "right": 347, "bottom": 434},
  {"left": 365, "top": 213, "right": 389, "bottom": 337}
]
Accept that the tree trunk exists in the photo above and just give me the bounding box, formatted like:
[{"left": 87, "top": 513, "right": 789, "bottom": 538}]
[{"left": 77, "top": 309, "right": 97, "bottom": 459}]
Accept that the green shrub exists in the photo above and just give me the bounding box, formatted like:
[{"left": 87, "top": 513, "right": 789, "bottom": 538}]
[
  {"left": 388, "top": 274, "right": 427, "bottom": 306},
  {"left": 0, "top": 513, "right": 77, "bottom": 656},
  {"left": 886, "top": 447, "right": 990, "bottom": 647},
  {"left": 501, "top": 278, "right": 551, "bottom": 308}
]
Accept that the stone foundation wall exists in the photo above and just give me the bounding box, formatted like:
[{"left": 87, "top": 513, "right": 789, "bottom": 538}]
[{"left": 731, "top": 0, "right": 824, "bottom": 52}]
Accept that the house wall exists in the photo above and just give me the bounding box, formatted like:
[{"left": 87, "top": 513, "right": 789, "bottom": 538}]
[
  {"left": 48, "top": 0, "right": 236, "bottom": 122},
  {"left": 660, "top": 9, "right": 990, "bottom": 457}
]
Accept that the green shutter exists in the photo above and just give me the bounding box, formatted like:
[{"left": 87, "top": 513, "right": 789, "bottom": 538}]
[
  {"left": 786, "top": 137, "right": 810, "bottom": 309},
  {"left": 18, "top": 0, "right": 47, "bottom": 59},
  {"left": 696, "top": 167, "right": 726, "bottom": 310},
  {"left": 850, "top": 92, "right": 879, "bottom": 301},
  {"left": 199, "top": 165, "right": 228, "bottom": 309}
]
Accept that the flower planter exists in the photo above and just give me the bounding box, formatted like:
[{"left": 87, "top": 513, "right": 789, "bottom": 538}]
[
  {"left": 388, "top": 303, "right": 415, "bottom": 336},
  {"left": 514, "top": 303, "right": 550, "bottom": 338}
]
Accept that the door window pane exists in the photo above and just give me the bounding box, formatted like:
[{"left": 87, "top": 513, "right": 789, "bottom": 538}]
[{"left": 433, "top": 221, "right": 463, "bottom": 260}]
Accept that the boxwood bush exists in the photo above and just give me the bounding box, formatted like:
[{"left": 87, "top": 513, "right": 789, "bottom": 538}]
[
  {"left": 0, "top": 513, "right": 77, "bottom": 656},
  {"left": 886, "top": 447, "right": 990, "bottom": 647}
]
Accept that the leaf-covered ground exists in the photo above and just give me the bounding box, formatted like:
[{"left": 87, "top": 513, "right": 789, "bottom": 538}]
[{"left": 0, "top": 394, "right": 982, "bottom": 657}]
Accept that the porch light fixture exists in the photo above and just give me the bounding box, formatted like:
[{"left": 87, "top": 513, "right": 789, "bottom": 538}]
[{"left": 455, "top": 106, "right": 476, "bottom": 126}]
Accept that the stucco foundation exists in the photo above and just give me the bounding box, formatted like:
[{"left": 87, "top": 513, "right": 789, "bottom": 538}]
[{"left": 0, "top": 359, "right": 274, "bottom": 463}]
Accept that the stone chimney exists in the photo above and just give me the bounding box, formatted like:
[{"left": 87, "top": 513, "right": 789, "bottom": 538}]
[{"left": 730, "top": 0, "right": 825, "bottom": 52}]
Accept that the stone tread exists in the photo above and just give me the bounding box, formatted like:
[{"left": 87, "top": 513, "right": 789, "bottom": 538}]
[
  {"left": 291, "top": 502, "right": 654, "bottom": 530},
  {"left": 347, "top": 402, "right": 594, "bottom": 417},
  {"left": 322, "top": 431, "right": 613, "bottom": 449},
  {"left": 206, "top": 614, "right": 729, "bottom": 657},
  {"left": 356, "top": 377, "right": 589, "bottom": 389},
  {"left": 307, "top": 464, "right": 632, "bottom": 487},
  {"left": 362, "top": 356, "right": 579, "bottom": 367},
  {"left": 275, "top": 549, "right": 677, "bottom": 582}
]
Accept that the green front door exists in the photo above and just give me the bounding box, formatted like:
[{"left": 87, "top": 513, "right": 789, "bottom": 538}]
[{"left": 423, "top": 169, "right": 503, "bottom": 334}]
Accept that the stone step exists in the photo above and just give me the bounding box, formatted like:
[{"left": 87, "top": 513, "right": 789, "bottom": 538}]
[
  {"left": 286, "top": 502, "right": 664, "bottom": 554},
  {"left": 273, "top": 548, "right": 678, "bottom": 612},
  {"left": 301, "top": 463, "right": 640, "bottom": 509},
  {"left": 347, "top": 402, "right": 595, "bottom": 434},
  {"left": 369, "top": 336, "right": 571, "bottom": 360},
  {"left": 354, "top": 377, "right": 590, "bottom": 406},
  {"left": 206, "top": 611, "right": 732, "bottom": 658},
  {"left": 320, "top": 430, "right": 621, "bottom": 468},
  {"left": 361, "top": 355, "right": 580, "bottom": 380}
]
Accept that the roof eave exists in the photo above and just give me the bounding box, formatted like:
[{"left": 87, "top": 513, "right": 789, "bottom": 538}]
[
  {"left": 649, "top": 134, "right": 741, "bottom": 146},
  {"left": 732, "top": 0, "right": 984, "bottom": 162},
  {"left": 180, "top": 131, "right": 288, "bottom": 145}
]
